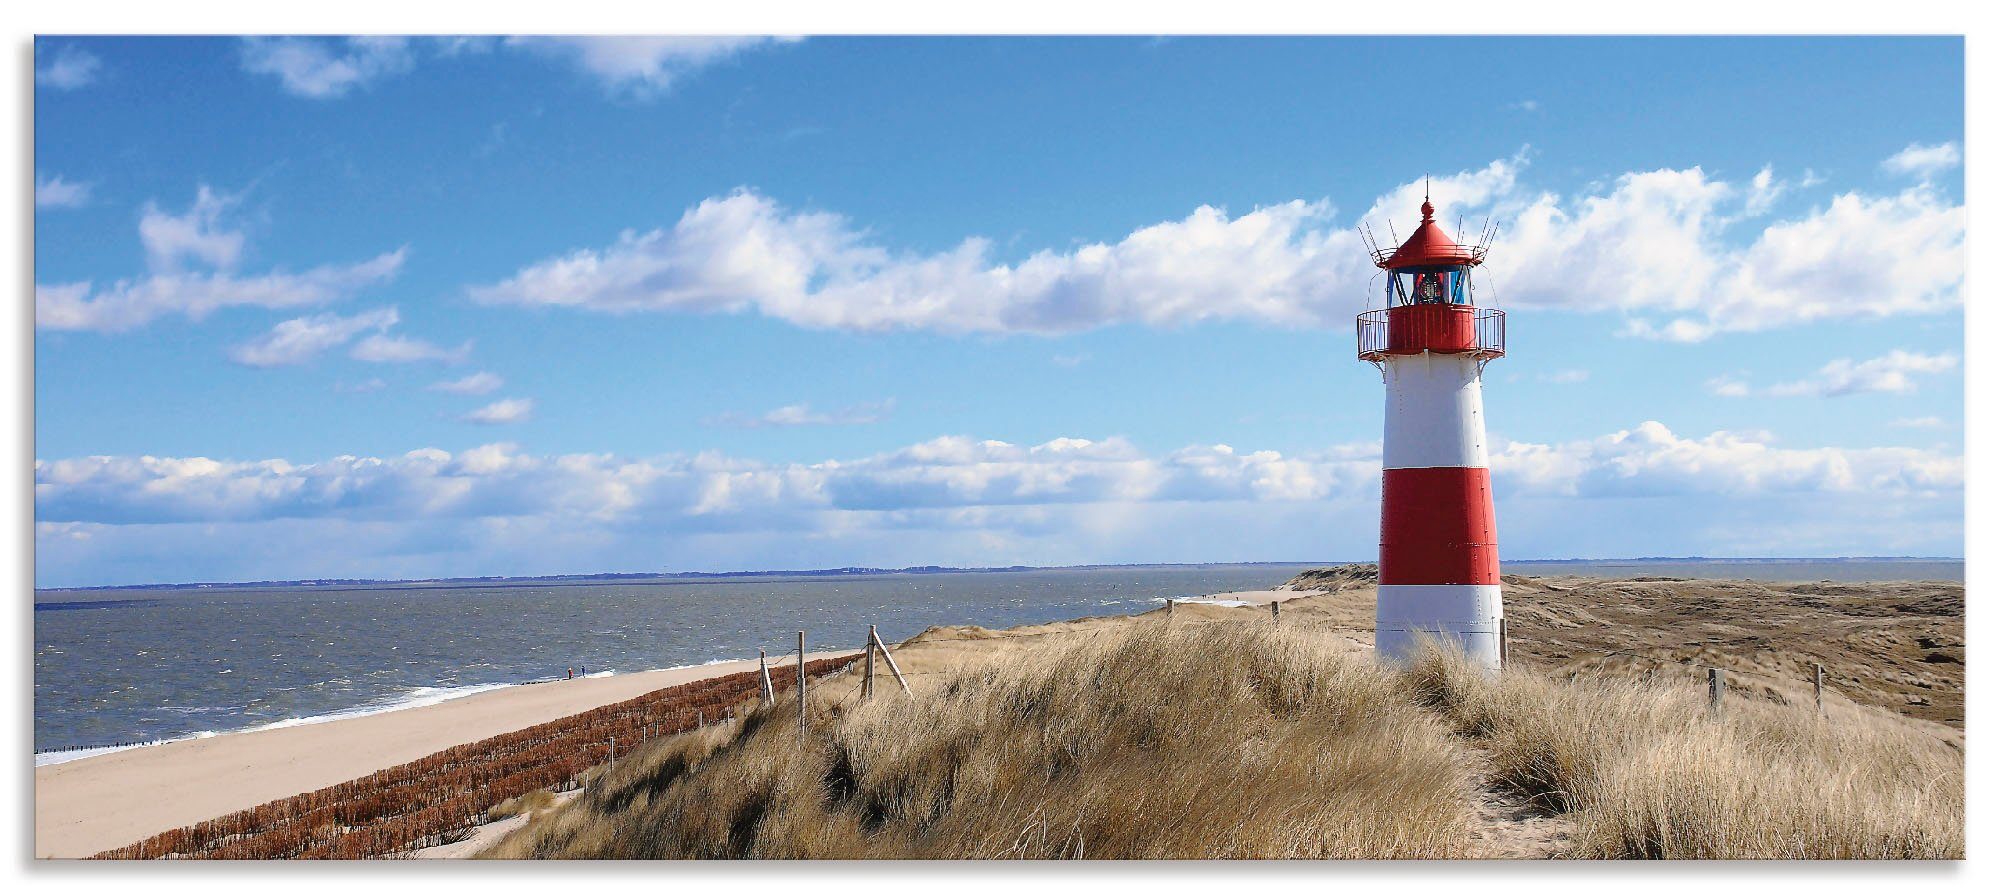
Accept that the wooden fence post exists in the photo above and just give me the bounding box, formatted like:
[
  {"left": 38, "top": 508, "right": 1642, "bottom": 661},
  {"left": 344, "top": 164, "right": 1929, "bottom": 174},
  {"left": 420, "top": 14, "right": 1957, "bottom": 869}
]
[
  {"left": 1271, "top": 601, "right": 1280, "bottom": 626},
  {"left": 1708, "top": 668, "right": 1724, "bottom": 716},
  {"left": 872, "top": 626, "right": 912, "bottom": 695},
  {"left": 865, "top": 625, "right": 877, "bottom": 700},
  {"left": 1167, "top": 599, "right": 1175, "bottom": 620},
  {"left": 608, "top": 736, "right": 616, "bottom": 767},
  {"left": 1499, "top": 617, "right": 1509, "bottom": 669},
  {"left": 1813, "top": 664, "right": 1825, "bottom": 716},
  {"left": 796, "top": 631, "right": 807, "bottom": 729},
  {"left": 760, "top": 649, "right": 776, "bottom": 706}
]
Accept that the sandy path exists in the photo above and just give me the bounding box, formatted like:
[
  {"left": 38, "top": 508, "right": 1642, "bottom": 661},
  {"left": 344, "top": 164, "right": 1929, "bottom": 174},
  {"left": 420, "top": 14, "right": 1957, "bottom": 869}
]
[
  {"left": 34, "top": 650, "right": 854, "bottom": 859},
  {"left": 1457, "top": 742, "right": 1574, "bottom": 859},
  {"left": 407, "top": 790, "right": 581, "bottom": 859}
]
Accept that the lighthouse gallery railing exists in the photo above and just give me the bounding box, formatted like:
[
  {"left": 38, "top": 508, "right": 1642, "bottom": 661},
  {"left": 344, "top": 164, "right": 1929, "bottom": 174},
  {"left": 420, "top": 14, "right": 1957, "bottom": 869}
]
[{"left": 1356, "top": 306, "right": 1505, "bottom": 362}]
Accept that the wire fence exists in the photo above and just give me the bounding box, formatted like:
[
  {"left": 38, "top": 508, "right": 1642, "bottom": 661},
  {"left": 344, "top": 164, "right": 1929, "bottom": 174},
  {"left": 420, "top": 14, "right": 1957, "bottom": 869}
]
[{"left": 837, "top": 601, "right": 1844, "bottom": 720}]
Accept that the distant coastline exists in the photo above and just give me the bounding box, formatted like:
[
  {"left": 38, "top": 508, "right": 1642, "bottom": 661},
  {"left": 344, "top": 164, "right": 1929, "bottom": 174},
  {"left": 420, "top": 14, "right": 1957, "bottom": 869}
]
[{"left": 35, "top": 556, "right": 1965, "bottom": 596}]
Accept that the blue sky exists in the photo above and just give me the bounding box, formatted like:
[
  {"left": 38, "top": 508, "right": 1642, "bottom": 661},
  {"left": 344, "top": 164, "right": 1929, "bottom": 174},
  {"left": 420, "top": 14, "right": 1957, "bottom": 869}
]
[{"left": 33, "top": 36, "right": 1965, "bottom": 587}]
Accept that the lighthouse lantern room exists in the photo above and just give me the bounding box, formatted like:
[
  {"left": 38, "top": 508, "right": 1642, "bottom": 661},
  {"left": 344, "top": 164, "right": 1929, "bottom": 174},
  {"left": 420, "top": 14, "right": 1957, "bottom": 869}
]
[{"left": 1357, "top": 195, "right": 1506, "bottom": 671}]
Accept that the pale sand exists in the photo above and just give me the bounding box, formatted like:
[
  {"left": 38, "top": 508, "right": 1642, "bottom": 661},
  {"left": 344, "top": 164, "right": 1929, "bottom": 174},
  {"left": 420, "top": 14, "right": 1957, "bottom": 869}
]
[
  {"left": 1182, "top": 589, "right": 1323, "bottom": 605},
  {"left": 408, "top": 790, "right": 581, "bottom": 860},
  {"left": 34, "top": 650, "right": 854, "bottom": 859}
]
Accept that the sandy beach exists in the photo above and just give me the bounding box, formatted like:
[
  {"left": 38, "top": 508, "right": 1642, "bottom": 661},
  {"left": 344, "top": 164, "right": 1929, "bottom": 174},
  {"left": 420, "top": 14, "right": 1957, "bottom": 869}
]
[{"left": 34, "top": 650, "right": 854, "bottom": 859}]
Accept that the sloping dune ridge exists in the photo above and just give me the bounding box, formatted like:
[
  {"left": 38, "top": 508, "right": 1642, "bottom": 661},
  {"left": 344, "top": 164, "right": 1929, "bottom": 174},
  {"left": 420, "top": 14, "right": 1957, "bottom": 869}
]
[{"left": 479, "top": 566, "right": 1963, "bottom": 860}]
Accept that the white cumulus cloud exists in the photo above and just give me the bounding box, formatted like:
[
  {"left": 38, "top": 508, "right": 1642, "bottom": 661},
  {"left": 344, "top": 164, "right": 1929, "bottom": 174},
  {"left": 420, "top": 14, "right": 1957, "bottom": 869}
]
[
  {"left": 35, "top": 174, "right": 92, "bottom": 209},
  {"left": 707, "top": 400, "right": 896, "bottom": 428},
  {"left": 429, "top": 372, "right": 505, "bottom": 395},
  {"left": 471, "top": 188, "right": 1373, "bottom": 333},
  {"left": 36, "top": 44, "right": 102, "bottom": 89},
  {"left": 460, "top": 398, "right": 535, "bottom": 425},
  {"left": 504, "top": 37, "right": 796, "bottom": 95},
  {"left": 351, "top": 333, "right": 473, "bottom": 365},
  {"left": 1890, "top": 416, "right": 1948, "bottom": 430},
  {"left": 35, "top": 186, "right": 405, "bottom": 333},
  {"left": 470, "top": 154, "right": 1962, "bottom": 342},
  {"left": 240, "top": 37, "right": 415, "bottom": 99},
  {"left": 1711, "top": 350, "right": 1959, "bottom": 398},
  {"left": 1488, "top": 421, "right": 1961, "bottom": 499},
  {"left": 1881, "top": 141, "right": 1961, "bottom": 179},
  {"left": 139, "top": 186, "right": 245, "bottom": 272},
  {"left": 238, "top": 36, "right": 794, "bottom": 100},
  {"left": 228, "top": 307, "right": 401, "bottom": 368}
]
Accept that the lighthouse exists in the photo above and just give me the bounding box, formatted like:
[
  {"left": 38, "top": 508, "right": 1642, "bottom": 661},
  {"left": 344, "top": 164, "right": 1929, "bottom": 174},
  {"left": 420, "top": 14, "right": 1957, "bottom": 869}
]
[{"left": 1357, "top": 196, "right": 1506, "bottom": 670}]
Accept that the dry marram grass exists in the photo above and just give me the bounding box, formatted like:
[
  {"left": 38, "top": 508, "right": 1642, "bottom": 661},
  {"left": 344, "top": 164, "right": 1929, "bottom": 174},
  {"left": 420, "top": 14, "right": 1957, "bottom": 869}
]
[
  {"left": 483, "top": 620, "right": 1963, "bottom": 860},
  {"left": 1403, "top": 642, "right": 1963, "bottom": 859},
  {"left": 483, "top": 623, "right": 1475, "bottom": 859}
]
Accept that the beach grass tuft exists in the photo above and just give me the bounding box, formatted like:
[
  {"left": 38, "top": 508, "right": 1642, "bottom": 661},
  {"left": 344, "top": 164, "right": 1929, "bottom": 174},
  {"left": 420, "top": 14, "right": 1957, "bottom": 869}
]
[
  {"left": 483, "top": 623, "right": 1476, "bottom": 859},
  {"left": 1403, "top": 641, "right": 1964, "bottom": 859}
]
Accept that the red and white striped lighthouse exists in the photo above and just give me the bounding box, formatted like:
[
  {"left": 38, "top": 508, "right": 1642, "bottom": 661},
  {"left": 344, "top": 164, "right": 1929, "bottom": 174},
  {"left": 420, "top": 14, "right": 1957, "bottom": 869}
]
[{"left": 1358, "top": 196, "right": 1506, "bottom": 670}]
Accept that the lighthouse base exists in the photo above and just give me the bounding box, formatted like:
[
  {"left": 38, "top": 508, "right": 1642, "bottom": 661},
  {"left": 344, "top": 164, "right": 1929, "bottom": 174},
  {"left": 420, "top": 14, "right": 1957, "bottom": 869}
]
[{"left": 1375, "top": 583, "right": 1503, "bottom": 672}]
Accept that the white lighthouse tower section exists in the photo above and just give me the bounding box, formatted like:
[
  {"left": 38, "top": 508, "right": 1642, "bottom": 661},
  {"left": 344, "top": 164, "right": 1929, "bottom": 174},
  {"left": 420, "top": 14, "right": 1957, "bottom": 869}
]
[
  {"left": 1381, "top": 354, "right": 1489, "bottom": 471},
  {"left": 1375, "top": 589, "right": 1504, "bottom": 668}
]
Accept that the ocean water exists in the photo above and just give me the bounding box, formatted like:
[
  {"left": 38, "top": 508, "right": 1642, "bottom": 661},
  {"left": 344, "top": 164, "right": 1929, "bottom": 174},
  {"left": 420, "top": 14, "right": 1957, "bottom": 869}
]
[
  {"left": 33, "top": 564, "right": 1316, "bottom": 754},
  {"left": 33, "top": 559, "right": 1961, "bottom": 757}
]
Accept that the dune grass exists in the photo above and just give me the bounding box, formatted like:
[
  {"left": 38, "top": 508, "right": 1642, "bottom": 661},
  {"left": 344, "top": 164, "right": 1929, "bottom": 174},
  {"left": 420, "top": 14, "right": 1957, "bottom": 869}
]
[
  {"left": 483, "top": 623, "right": 1475, "bottom": 859},
  {"left": 1403, "top": 643, "right": 1963, "bottom": 859},
  {"left": 485, "top": 788, "right": 558, "bottom": 822},
  {"left": 483, "top": 621, "right": 1963, "bottom": 860}
]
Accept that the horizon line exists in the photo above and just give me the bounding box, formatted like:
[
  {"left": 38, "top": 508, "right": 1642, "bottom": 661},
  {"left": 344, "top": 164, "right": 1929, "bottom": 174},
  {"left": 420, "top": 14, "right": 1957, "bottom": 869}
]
[{"left": 33, "top": 555, "right": 1968, "bottom": 594}]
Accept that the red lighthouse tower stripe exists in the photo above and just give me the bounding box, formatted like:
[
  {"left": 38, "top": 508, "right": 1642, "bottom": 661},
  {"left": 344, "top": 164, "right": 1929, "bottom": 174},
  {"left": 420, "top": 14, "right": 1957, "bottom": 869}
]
[{"left": 1379, "top": 466, "right": 1501, "bottom": 586}]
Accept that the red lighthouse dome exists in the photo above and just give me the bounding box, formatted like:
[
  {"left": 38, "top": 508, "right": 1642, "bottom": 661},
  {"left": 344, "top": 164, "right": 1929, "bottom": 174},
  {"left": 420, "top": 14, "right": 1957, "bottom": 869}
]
[{"left": 1374, "top": 200, "right": 1486, "bottom": 270}]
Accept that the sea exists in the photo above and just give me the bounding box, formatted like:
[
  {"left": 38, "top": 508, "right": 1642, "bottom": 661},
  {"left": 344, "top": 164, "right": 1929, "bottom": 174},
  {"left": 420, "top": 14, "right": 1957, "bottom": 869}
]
[{"left": 33, "top": 559, "right": 1961, "bottom": 762}]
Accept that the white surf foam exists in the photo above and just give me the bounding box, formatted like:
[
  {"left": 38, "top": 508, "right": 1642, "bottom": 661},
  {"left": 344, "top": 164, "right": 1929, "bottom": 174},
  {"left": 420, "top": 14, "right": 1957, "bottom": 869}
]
[{"left": 34, "top": 680, "right": 527, "bottom": 767}]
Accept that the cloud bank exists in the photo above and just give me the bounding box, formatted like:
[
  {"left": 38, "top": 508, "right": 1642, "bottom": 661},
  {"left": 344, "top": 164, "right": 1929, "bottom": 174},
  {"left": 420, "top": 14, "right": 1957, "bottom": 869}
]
[{"left": 35, "top": 422, "right": 1960, "bottom": 583}]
